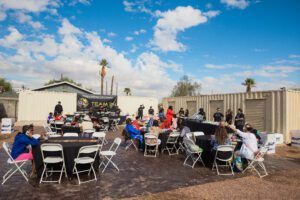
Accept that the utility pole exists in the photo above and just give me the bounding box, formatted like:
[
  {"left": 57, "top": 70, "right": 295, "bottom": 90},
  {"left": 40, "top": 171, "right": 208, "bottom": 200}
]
[
  {"left": 110, "top": 75, "right": 114, "bottom": 95},
  {"left": 106, "top": 80, "right": 108, "bottom": 95}
]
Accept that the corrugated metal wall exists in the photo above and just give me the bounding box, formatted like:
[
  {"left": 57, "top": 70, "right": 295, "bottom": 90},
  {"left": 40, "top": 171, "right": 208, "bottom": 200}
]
[
  {"left": 18, "top": 91, "right": 77, "bottom": 121},
  {"left": 163, "top": 90, "right": 295, "bottom": 142},
  {"left": 286, "top": 90, "right": 300, "bottom": 143},
  {"left": 118, "top": 96, "right": 158, "bottom": 116}
]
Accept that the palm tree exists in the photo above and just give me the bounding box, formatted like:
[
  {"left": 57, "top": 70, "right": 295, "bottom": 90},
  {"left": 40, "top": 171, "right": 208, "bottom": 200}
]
[
  {"left": 242, "top": 78, "right": 256, "bottom": 92},
  {"left": 99, "top": 59, "right": 108, "bottom": 95},
  {"left": 124, "top": 88, "right": 131, "bottom": 96}
]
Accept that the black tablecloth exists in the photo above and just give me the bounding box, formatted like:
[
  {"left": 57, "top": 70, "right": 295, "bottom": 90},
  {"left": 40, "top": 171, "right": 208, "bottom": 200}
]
[
  {"left": 61, "top": 126, "right": 81, "bottom": 134},
  {"left": 32, "top": 137, "right": 99, "bottom": 177},
  {"left": 185, "top": 120, "right": 234, "bottom": 135}
]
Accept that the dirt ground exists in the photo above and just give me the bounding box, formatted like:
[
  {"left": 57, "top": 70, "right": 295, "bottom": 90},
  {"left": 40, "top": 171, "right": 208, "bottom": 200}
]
[{"left": 1, "top": 126, "right": 300, "bottom": 200}]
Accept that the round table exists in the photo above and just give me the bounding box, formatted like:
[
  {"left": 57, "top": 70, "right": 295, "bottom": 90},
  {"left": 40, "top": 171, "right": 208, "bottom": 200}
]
[
  {"left": 32, "top": 137, "right": 99, "bottom": 177},
  {"left": 185, "top": 119, "right": 234, "bottom": 135}
]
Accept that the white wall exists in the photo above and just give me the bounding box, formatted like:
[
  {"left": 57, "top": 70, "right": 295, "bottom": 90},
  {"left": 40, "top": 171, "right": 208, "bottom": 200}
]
[
  {"left": 18, "top": 91, "right": 77, "bottom": 121},
  {"left": 117, "top": 96, "right": 158, "bottom": 116}
]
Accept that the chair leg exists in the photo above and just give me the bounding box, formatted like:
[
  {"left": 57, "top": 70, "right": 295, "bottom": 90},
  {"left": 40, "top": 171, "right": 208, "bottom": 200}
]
[
  {"left": 74, "top": 164, "right": 81, "bottom": 185},
  {"left": 40, "top": 163, "right": 47, "bottom": 183}
]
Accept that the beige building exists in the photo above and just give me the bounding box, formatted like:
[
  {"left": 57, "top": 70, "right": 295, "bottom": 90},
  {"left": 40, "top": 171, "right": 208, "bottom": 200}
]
[{"left": 162, "top": 89, "right": 300, "bottom": 143}]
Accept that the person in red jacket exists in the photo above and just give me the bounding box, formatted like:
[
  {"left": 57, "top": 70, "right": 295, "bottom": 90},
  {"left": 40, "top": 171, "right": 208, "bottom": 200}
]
[{"left": 165, "top": 106, "right": 174, "bottom": 128}]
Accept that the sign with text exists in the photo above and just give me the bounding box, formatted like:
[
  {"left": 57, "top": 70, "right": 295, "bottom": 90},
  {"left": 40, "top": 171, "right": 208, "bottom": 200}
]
[{"left": 77, "top": 94, "right": 117, "bottom": 111}]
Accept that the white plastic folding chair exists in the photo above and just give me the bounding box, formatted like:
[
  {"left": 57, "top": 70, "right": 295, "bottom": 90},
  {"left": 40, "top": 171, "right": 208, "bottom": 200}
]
[
  {"left": 63, "top": 132, "right": 79, "bottom": 137},
  {"left": 212, "top": 145, "right": 235, "bottom": 176},
  {"left": 183, "top": 138, "right": 205, "bottom": 168},
  {"left": 242, "top": 146, "right": 268, "bottom": 178},
  {"left": 73, "top": 144, "right": 100, "bottom": 184},
  {"left": 54, "top": 121, "right": 64, "bottom": 133},
  {"left": 162, "top": 131, "right": 180, "bottom": 155},
  {"left": 144, "top": 133, "right": 161, "bottom": 157},
  {"left": 110, "top": 119, "right": 119, "bottom": 132},
  {"left": 185, "top": 132, "right": 193, "bottom": 141},
  {"left": 2, "top": 142, "right": 30, "bottom": 185},
  {"left": 124, "top": 129, "right": 139, "bottom": 151},
  {"left": 40, "top": 143, "right": 67, "bottom": 184},
  {"left": 92, "top": 132, "right": 106, "bottom": 150},
  {"left": 193, "top": 131, "right": 204, "bottom": 142},
  {"left": 43, "top": 124, "right": 61, "bottom": 138},
  {"left": 99, "top": 137, "right": 121, "bottom": 173}
]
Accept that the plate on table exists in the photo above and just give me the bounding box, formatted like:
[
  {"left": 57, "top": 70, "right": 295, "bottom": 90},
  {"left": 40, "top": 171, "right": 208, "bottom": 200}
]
[{"left": 32, "top": 134, "right": 41, "bottom": 139}]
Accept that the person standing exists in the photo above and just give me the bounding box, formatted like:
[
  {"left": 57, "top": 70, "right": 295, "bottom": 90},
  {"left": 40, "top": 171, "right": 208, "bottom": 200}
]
[
  {"left": 213, "top": 108, "right": 224, "bottom": 122},
  {"left": 166, "top": 106, "right": 174, "bottom": 128},
  {"left": 54, "top": 101, "right": 63, "bottom": 116},
  {"left": 198, "top": 108, "right": 206, "bottom": 121},
  {"left": 158, "top": 108, "right": 166, "bottom": 122},
  {"left": 225, "top": 109, "right": 233, "bottom": 125},
  {"left": 178, "top": 108, "right": 184, "bottom": 117},
  {"left": 185, "top": 109, "right": 189, "bottom": 117},
  {"left": 137, "top": 105, "right": 145, "bottom": 119},
  {"left": 148, "top": 106, "right": 154, "bottom": 116},
  {"left": 235, "top": 108, "right": 245, "bottom": 131}
]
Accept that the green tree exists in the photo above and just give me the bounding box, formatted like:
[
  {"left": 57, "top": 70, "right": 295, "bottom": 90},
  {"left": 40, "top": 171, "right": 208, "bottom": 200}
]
[
  {"left": 99, "top": 59, "right": 108, "bottom": 95},
  {"left": 171, "top": 75, "right": 201, "bottom": 97},
  {"left": 242, "top": 78, "right": 256, "bottom": 92},
  {"left": 0, "top": 78, "right": 12, "bottom": 93},
  {"left": 124, "top": 88, "right": 131, "bottom": 96},
  {"left": 45, "top": 74, "right": 82, "bottom": 87}
]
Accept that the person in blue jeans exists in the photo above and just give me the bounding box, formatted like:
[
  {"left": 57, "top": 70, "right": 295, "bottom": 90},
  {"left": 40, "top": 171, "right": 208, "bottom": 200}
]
[{"left": 125, "top": 118, "right": 144, "bottom": 150}]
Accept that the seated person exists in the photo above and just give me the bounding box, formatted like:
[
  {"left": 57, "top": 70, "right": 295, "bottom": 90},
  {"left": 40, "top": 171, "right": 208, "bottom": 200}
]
[
  {"left": 125, "top": 118, "right": 144, "bottom": 147},
  {"left": 47, "top": 112, "right": 53, "bottom": 124},
  {"left": 81, "top": 115, "right": 94, "bottom": 132},
  {"left": 71, "top": 114, "right": 80, "bottom": 127},
  {"left": 11, "top": 124, "right": 39, "bottom": 177},
  {"left": 178, "top": 120, "right": 191, "bottom": 140},
  {"left": 210, "top": 124, "right": 231, "bottom": 150},
  {"left": 230, "top": 124, "right": 258, "bottom": 160},
  {"left": 132, "top": 116, "right": 144, "bottom": 130},
  {"left": 245, "top": 123, "right": 262, "bottom": 144}
]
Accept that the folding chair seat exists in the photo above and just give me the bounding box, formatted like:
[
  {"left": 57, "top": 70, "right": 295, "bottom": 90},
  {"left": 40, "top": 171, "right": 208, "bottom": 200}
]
[
  {"left": 162, "top": 131, "right": 180, "bottom": 155},
  {"left": 99, "top": 138, "right": 121, "bottom": 173},
  {"left": 43, "top": 124, "right": 61, "bottom": 138},
  {"left": 212, "top": 145, "right": 235, "bottom": 176},
  {"left": 183, "top": 138, "right": 205, "bottom": 168},
  {"left": 242, "top": 146, "right": 268, "bottom": 178},
  {"left": 2, "top": 142, "right": 30, "bottom": 185},
  {"left": 40, "top": 143, "right": 67, "bottom": 184},
  {"left": 144, "top": 133, "right": 161, "bottom": 157},
  {"left": 63, "top": 132, "right": 78, "bottom": 137},
  {"left": 73, "top": 144, "right": 100, "bottom": 184}
]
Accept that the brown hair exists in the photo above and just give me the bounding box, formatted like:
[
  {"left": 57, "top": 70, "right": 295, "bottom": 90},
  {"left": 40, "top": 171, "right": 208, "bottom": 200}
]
[{"left": 214, "top": 125, "right": 228, "bottom": 145}]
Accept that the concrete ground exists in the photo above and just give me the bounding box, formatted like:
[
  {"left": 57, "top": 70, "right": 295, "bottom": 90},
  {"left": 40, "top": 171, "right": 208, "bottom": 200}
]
[{"left": 0, "top": 126, "right": 300, "bottom": 200}]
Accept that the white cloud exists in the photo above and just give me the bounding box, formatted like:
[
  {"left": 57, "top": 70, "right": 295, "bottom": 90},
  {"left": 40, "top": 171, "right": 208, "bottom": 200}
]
[
  {"left": 0, "top": 20, "right": 179, "bottom": 98},
  {"left": 255, "top": 66, "right": 300, "bottom": 77},
  {"left": 289, "top": 54, "right": 300, "bottom": 59},
  {"left": 205, "top": 63, "right": 238, "bottom": 69},
  {"left": 107, "top": 32, "right": 116, "bottom": 37},
  {"left": 220, "top": 0, "right": 249, "bottom": 9},
  {"left": 102, "top": 38, "right": 112, "bottom": 43},
  {"left": 134, "top": 29, "right": 146, "bottom": 35},
  {"left": 14, "top": 11, "right": 44, "bottom": 29},
  {"left": 151, "top": 6, "right": 208, "bottom": 52},
  {"left": 203, "top": 10, "right": 221, "bottom": 18},
  {"left": 130, "top": 44, "right": 138, "bottom": 53},
  {"left": 125, "top": 36, "right": 133, "bottom": 41},
  {"left": 123, "top": 0, "right": 156, "bottom": 16},
  {"left": 0, "top": 9, "right": 6, "bottom": 21},
  {"left": 0, "top": 27, "right": 23, "bottom": 47},
  {"left": 69, "top": 0, "right": 91, "bottom": 6},
  {"left": 0, "top": 0, "right": 60, "bottom": 13}
]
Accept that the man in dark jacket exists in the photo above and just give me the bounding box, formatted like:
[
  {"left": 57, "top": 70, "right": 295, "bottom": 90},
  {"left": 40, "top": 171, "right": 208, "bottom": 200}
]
[
  {"left": 54, "top": 101, "right": 63, "bottom": 116},
  {"left": 137, "top": 105, "right": 145, "bottom": 119},
  {"left": 148, "top": 106, "right": 154, "bottom": 115},
  {"left": 213, "top": 108, "right": 224, "bottom": 122},
  {"left": 235, "top": 108, "right": 245, "bottom": 131}
]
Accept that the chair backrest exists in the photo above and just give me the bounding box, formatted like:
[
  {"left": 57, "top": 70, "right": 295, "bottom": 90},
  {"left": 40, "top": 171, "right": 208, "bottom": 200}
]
[
  {"left": 144, "top": 133, "right": 158, "bottom": 145},
  {"left": 109, "top": 137, "right": 122, "bottom": 152},
  {"left": 255, "top": 146, "right": 268, "bottom": 160},
  {"left": 167, "top": 132, "right": 180, "bottom": 143},
  {"left": 63, "top": 132, "right": 78, "bottom": 137},
  {"left": 41, "top": 143, "right": 64, "bottom": 160},
  {"left": 2, "top": 142, "right": 13, "bottom": 159},
  {"left": 215, "top": 145, "right": 235, "bottom": 160},
  {"left": 193, "top": 132, "right": 204, "bottom": 136},
  {"left": 102, "top": 117, "right": 109, "bottom": 123},
  {"left": 77, "top": 145, "right": 100, "bottom": 160},
  {"left": 92, "top": 132, "right": 106, "bottom": 138},
  {"left": 83, "top": 129, "right": 95, "bottom": 133},
  {"left": 183, "top": 137, "right": 196, "bottom": 152}
]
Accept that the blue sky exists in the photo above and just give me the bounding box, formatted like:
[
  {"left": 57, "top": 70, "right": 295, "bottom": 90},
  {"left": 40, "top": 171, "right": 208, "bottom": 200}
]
[{"left": 0, "top": 0, "right": 299, "bottom": 97}]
